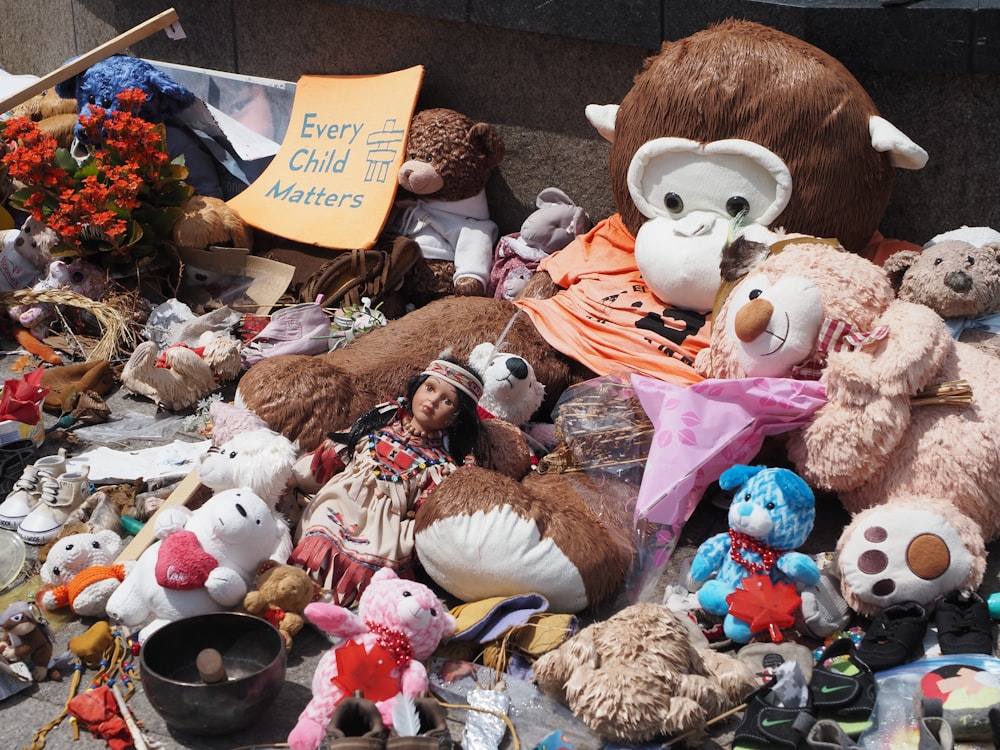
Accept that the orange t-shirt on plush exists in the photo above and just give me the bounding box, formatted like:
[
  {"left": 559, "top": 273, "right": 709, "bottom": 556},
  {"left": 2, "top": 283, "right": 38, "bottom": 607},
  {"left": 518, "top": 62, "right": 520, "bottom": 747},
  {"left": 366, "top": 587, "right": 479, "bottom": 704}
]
[{"left": 515, "top": 214, "right": 710, "bottom": 385}]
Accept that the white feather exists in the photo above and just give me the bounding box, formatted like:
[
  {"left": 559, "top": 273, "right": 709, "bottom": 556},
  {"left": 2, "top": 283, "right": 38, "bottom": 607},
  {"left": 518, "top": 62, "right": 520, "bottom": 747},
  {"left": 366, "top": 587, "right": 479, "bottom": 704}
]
[{"left": 392, "top": 694, "right": 422, "bottom": 737}]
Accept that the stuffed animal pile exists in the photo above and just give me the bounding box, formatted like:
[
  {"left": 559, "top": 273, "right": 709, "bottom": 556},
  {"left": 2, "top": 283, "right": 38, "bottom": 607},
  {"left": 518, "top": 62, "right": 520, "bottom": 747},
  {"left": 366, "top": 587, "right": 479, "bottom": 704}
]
[
  {"left": 236, "top": 19, "right": 925, "bottom": 616},
  {"left": 697, "top": 239, "right": 1000, "bottom": 616}
]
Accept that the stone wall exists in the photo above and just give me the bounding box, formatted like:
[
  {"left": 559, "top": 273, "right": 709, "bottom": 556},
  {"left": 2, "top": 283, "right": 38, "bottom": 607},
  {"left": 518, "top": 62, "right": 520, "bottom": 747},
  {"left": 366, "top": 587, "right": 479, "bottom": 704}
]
[{"left": 1, "top": 0, "right": 997, "bottom": 243}]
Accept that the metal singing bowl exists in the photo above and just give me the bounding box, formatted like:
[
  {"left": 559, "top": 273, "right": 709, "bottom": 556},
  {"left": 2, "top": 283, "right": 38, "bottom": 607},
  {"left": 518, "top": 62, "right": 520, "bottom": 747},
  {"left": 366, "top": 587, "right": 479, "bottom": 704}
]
[{"left": 139, "top": 612, "right": 287, "bottom": 735}]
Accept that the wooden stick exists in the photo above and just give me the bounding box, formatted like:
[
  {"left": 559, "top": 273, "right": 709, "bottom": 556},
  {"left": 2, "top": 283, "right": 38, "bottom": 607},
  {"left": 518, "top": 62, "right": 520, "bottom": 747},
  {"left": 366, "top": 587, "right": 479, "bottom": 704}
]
[
  {"left": 110, "top": 682, "right": 149, "bottom": 750},
  {"left": 0, "top": 8, "right": 180, "bottom": 113}
]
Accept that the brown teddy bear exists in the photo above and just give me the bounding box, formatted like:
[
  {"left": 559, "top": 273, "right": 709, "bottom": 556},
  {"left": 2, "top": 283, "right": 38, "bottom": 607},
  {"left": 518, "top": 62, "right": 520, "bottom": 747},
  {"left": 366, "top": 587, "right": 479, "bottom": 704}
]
[
  {"left": 533, "top": 602, "right": 758, "bottom": 744},
  {"left": 242, "top": 562, "right": 320, "bottom": 652},
  {"left": 237, "top": 21, "right": 924, "bottom": 614},
  {"left": 388, "top": 107, "right": 505, "bottom": 305},
  {"left": 884, "top": 234, "right": 1000, "bottom": 358},
  {"left": 695, "top": 239, "right": 1000, "bottom": 616}
]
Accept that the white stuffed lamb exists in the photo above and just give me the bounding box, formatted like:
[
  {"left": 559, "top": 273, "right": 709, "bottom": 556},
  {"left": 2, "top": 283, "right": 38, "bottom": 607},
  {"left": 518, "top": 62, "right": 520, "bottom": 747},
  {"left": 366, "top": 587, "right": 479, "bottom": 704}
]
[{"left": 196, "top": 426, "right": 299, "bottom": 561}]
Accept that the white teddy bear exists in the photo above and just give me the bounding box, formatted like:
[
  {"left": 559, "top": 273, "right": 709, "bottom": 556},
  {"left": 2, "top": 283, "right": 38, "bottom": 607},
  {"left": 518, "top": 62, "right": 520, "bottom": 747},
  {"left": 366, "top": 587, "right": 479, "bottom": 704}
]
[
  {"left": 105, "top": 488, "right": 283, "bottom": 643},
  {"left": 39, "top": 530, "right": 132, "bottom": 618}
]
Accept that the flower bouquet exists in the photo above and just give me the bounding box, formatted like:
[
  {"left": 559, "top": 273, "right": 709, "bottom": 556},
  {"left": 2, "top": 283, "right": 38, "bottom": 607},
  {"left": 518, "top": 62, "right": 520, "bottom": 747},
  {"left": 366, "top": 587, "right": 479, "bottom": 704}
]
[{"left": 0, "top": 88, "right": 194, "bottom": 276}]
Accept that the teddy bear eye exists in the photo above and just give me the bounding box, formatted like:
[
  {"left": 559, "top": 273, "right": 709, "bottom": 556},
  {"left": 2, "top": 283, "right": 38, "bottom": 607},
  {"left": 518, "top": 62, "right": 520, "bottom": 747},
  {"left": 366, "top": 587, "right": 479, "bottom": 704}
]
[
  {"left": 53, "top": 567, "right": 61, "bottom": 576},
  {"left": 88, "top": 95, "right": 96, "bottom": 105},
  {"left": 748, "top": 289, "right": 763, "bottom": 300},
  {"left": 766, "top": 502, "right": 775, "bottom": 510},
  {"left": 744, "top": 492, "right": 751, "bottom": 501},
  {"left": 229, "top": 451, "right": 238, "bottom": 459},
  {"left": 431, "top": 608, "right": 438, "bottom": 617},
  {"left": 934, "top": 258, "right": 943, "bottom": 265},
  {"left": 967, "top": 256, "right": 975, "bottom": 266},
  {"left": 663, "top": 192, "right": 683, "bottom": 214},
  {"left": 91, "top": 541, "right": 101, "bottom": 549},
  {"left": 726, "top": 196, "right": 750, "bottom": 218},
  {"left": 402, "top": 590, "right": 412, "bottom": 597}
]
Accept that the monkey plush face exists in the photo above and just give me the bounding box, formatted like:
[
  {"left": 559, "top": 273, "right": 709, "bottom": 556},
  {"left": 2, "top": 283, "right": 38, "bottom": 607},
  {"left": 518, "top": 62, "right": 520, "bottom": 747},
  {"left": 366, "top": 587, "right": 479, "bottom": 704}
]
[{"left": 589, "top": 19, "right": 926, "bottom": 313}]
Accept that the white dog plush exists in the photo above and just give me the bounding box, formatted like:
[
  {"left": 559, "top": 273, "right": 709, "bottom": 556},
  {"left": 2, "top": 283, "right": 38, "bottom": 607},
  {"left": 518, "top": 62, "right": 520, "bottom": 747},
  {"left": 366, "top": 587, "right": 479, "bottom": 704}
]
[
  {"left": 196, "top": 427, "right": 299, "bottom": 561},
  {"left": 467, "top": 341, "right": 545, "bottom": 426},
  {"left": 105, "top": 488, "right": 283, "bottom": 643}
]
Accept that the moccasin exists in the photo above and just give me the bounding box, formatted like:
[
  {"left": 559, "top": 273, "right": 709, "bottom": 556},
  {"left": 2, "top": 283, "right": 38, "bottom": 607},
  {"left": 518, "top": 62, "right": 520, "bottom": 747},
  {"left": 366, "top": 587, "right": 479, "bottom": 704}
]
[
  {"left": 856, "top": 600, "right": 928, "bottom": 670},
  {"left": 935, "top": 589, "right": 993, "bottom": 656}
]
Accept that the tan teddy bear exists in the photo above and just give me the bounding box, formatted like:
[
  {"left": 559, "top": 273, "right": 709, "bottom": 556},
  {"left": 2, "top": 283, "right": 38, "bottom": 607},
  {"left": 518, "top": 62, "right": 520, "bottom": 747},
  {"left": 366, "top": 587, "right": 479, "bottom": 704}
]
[
  {"left": 533, "top": 602, "right": 758, "bottom": 744},
  {"left": 884, "top": 236, "right": 1000, "bottom": 359},
  {"left": 242, "top": 562, "right": 320, "bottom": 652}
]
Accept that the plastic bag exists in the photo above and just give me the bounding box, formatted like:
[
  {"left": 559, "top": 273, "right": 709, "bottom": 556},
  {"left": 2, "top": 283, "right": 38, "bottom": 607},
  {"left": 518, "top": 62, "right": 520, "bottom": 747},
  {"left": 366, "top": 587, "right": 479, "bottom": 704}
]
[
  {"left": 72, "top": 413, "right": 188, "bottom": 443},
  {"left": 535, "top": 372, "right": 671, "bottom": 607}
]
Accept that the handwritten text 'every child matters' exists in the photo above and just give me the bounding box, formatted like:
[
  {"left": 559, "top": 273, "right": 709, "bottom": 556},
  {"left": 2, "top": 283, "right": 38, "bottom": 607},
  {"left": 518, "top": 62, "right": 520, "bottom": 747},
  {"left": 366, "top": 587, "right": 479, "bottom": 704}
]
[{"left": 265, "top": 115, "right": 368, "bottom": 208}]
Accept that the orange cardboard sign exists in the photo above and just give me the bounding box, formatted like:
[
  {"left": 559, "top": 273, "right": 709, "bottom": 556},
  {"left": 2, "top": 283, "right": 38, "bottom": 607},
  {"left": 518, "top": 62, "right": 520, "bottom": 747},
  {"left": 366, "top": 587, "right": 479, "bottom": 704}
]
[{"left": 227, "top": 66, "right": 423, "bottom": 249}]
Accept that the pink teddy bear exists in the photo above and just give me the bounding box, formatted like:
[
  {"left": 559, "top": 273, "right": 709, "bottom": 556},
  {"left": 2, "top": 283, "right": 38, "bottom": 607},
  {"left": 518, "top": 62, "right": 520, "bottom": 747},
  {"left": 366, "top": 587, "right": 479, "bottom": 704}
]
[{"left": 288, "top": 568, "right": 457, "bottom": 750}]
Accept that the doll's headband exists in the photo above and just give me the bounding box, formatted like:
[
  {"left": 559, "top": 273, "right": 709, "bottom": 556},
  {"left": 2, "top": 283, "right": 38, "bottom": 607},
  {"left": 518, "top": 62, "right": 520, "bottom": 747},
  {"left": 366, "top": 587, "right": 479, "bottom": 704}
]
[{"left": 422, "top": 360, "right": 484, "bottom": 402}]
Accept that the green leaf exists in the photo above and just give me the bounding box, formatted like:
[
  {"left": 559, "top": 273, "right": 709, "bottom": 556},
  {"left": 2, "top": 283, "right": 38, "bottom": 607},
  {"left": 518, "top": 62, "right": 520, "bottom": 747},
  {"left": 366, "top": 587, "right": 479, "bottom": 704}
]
[{"left": 54, "top": 148, "right": 81, "bottom": 172}]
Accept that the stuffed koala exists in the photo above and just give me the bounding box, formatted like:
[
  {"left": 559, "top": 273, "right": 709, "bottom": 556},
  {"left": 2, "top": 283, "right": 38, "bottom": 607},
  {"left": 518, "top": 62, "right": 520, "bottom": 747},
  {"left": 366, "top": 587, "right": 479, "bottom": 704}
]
[
  {"left": 39, "top": 530, "right": 131, "bottom": 618},
  {"left": 287, "top": 568, "right": 456, "bottom": 750},
  {"left": 105, "top": 488, "right": 283, "bottom": 643},
  {"left": 533, "top": 602, "right": 758, "bottom": 744},
  {"left": 696, "top": 239, "right": 1000, "bottom": 616},
  {"left": 389, "top": 107, "right": 505, "bottom": 303},
  {"left": 688, "top": 464, "right": 820, "bottom": 643},
  {"left": 884, "top": 237, "right": 1000, "bottom": 358}
]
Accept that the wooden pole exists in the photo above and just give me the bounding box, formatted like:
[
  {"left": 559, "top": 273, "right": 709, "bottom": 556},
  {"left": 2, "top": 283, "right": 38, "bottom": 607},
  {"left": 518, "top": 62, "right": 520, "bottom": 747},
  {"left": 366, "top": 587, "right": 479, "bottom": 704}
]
[{"left": 0, "top": 8, "right": 181, "bottom": 113}]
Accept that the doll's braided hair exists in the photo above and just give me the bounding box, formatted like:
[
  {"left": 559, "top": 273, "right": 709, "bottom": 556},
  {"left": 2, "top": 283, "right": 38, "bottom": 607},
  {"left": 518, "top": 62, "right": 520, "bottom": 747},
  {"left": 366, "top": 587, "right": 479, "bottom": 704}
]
[{"left": 334, "top": 355, "right": 482, "bottom": 462}]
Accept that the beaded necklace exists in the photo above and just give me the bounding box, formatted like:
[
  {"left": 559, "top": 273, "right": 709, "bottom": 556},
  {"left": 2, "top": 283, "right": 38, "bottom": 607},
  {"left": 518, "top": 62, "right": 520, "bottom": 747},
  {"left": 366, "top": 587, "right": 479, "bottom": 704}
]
[
  {"left": 367, "top": 421, "right": 453, "bottom": 483},
  {"left": 364, "top": 621, "right": 413, "bottom": 667},
  {"left": 728, "top": 529, "right": 784, "bottom": 574}
]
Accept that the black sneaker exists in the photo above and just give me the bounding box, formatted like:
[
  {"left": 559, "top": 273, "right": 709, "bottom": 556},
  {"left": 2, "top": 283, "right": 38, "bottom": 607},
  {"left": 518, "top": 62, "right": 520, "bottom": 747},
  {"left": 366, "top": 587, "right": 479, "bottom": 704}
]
[
  {"left": 810, "top": 637, "right": 876, "bottom": 737},
  {"left": 935, "top": 589, "right": 993, "bottom": 655},
  {"left": 732, "top": 680, "right": 815, "bottom": 749},
  {"left": 856, "top": 600, "right": 928, "bottom": 670}
]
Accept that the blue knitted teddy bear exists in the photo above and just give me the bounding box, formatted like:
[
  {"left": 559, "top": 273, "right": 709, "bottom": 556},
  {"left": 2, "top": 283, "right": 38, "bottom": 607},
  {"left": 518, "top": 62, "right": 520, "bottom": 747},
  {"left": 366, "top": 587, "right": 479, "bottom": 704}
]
[{"left": 689, "top": 463, "right": 820, "bottom": 643}]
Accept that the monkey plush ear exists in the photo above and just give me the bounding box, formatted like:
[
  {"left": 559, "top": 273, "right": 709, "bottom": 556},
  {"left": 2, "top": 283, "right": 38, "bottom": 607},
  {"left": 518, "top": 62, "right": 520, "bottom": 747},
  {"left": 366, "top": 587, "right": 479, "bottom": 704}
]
[
  {"left": 869, "top": 116, "right": 928, "bottom": 170},
  {"left": 585, "top": 103, "right": 618, "bottom": 143}
]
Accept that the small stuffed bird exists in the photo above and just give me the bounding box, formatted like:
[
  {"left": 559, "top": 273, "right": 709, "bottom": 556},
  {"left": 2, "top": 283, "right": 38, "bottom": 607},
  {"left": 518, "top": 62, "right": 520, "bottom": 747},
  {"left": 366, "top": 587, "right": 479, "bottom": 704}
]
[{"left": 121, "top": 341, "right": 218, "bottom": 411}]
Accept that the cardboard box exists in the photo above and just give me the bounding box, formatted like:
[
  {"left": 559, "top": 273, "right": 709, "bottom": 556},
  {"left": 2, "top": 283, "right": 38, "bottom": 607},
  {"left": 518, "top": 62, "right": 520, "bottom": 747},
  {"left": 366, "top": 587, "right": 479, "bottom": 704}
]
[
  {"left": 177, "top": 245, "right": 296, "bottom": 316},
  {"left": 0, "top": 411, "right": 44, "bottom": 447}
]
